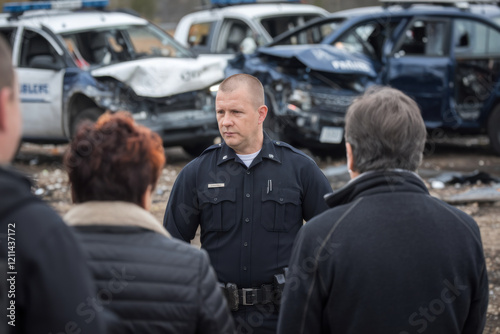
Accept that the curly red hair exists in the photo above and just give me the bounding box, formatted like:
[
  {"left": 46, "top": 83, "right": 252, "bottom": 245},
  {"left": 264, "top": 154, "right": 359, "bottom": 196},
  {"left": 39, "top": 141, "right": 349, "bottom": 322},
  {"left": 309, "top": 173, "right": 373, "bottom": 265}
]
[{"left": 65, "top": 111, "right": 165, "bottom": 206}]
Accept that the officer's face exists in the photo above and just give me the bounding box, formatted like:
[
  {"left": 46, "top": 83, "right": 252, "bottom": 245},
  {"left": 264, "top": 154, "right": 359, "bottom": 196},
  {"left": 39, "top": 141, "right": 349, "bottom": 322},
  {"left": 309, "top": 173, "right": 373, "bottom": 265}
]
[{"left": 216, "top": 86, "right": 267, "bottom": 155}]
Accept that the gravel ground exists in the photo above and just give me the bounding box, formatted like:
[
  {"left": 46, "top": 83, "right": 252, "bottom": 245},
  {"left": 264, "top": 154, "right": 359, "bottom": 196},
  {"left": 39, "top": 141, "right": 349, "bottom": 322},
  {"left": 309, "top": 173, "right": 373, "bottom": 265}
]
[{"left": 12, "top": 139, "right": 500, "bottom": 332}]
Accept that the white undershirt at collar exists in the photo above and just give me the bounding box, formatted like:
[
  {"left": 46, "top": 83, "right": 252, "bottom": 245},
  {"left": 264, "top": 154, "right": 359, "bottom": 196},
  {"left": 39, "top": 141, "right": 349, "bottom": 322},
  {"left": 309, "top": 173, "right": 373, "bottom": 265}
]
[{"left": 237, "top": 150, "right": 261, "bottom": 168}]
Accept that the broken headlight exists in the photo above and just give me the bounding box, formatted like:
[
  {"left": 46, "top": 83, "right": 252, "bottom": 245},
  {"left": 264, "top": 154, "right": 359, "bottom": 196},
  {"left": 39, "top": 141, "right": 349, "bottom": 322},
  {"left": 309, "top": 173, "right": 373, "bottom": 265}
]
[{"left": 288, "top": 89, "right": 312, "bottom": 112}]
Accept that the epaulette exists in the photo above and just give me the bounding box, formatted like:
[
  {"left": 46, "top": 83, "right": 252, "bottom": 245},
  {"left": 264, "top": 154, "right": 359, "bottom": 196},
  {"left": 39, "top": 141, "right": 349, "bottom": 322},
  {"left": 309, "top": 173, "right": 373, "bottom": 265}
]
[
  {"left": 273, "top": 139, "right": 316, "bottom": 162},
  {"left": 200, "top": 142, "right": 223, "bottom": 156}
]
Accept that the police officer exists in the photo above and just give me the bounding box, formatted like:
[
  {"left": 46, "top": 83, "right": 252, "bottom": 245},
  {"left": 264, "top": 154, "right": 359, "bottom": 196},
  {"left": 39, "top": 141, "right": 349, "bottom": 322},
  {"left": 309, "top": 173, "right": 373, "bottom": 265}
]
[{"left": 164, "top": 74, "right": 332, "bottom": 333}]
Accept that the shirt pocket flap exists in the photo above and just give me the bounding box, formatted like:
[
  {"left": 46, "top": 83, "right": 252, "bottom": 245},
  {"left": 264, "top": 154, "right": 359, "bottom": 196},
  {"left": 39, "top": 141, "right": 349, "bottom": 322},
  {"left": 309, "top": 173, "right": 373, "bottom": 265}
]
[
  {"left": 261, "top": 188, "right": 301, "bottom": 205},
  {"left": 200, "top": 188, "right": 236, "bottom": 205}
]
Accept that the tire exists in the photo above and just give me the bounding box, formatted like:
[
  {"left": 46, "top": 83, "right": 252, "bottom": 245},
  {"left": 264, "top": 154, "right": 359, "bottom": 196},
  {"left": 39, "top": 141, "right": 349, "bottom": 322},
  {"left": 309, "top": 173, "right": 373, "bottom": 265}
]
[
  {"left": 71, "top": 108, "right": 103, "bottom": 137},
  {"left": 488, "top": 104, "right": 500, "bottom": 156}
]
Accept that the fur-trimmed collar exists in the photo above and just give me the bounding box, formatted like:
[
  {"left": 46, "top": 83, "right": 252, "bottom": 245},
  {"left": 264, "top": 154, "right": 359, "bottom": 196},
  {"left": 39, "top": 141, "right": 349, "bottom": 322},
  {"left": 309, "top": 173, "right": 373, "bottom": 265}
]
[{"left": 64, "top": 201, "right": 170, "bottom": 238}]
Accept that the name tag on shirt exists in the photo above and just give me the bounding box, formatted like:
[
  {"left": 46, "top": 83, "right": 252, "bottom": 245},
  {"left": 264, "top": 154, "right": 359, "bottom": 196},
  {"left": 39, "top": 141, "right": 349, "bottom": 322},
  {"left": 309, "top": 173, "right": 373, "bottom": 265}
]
[{"left": 208, "top": 183, "right": 225, "bottom": 188}]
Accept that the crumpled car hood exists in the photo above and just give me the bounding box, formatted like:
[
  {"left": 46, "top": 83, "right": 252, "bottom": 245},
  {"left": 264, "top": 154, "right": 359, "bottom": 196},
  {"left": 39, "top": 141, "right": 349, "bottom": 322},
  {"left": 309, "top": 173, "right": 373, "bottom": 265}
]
[
  {"left": 91, "top": 56, "right": 226, "bottom": 98},
  {"left": 258, "top": 45, "right": 377, "bottom": 78}
]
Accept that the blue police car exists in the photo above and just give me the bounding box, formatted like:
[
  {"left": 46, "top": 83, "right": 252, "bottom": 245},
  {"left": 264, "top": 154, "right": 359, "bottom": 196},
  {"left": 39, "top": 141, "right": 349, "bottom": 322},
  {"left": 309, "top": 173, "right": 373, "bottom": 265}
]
[
  {"left": 0, "top": 0, "right": 226, "bottom": 156},
  {"left": 227, "top": 1, "right": 500, "bottom": 155}
]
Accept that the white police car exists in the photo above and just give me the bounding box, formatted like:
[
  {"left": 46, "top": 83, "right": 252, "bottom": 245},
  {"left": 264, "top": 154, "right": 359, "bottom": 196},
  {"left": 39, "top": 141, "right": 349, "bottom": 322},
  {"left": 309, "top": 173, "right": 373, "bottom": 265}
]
[
  {"left": 174, "top": 0, "right": 327, "bottom": 56},
  {"left": 0, "top": 0, "right": 226, "bottom": 156}
]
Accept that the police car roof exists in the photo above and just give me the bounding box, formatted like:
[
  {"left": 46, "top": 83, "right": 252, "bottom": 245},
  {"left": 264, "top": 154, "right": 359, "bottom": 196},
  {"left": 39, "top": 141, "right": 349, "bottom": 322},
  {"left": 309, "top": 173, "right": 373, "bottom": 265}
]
[
  {"left": 0, "top": 10, "right": 147, "bottom": 34},
  {"left": 326, "top": 2, "right": 500, "bottom": 19},
  {"left": 184, "top": 3, "right": 327, "bottom": 20}
]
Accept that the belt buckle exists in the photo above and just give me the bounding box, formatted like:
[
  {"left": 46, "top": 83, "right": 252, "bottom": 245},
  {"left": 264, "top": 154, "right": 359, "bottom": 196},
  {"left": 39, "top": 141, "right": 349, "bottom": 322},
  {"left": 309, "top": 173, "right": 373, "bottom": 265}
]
[{"left": 241, "top": 288, "right": 255, "bottom": 306}]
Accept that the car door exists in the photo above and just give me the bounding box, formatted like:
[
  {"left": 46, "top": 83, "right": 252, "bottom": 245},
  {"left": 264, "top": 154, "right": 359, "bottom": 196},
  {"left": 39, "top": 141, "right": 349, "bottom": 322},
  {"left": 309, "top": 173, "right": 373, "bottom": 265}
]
[
  {"left": 451, "top": 17, "right": 500, "bottom": 126},
  {"left": 386, "top": 17, "right": 452, "bottom": 128},
  {"left": 16, "top": 27, "right": 66, "bottom": 139}
]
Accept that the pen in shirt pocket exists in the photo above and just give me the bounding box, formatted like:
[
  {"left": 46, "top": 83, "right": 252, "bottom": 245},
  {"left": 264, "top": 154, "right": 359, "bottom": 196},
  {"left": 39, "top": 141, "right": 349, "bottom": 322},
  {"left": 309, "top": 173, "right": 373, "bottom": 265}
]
[{"left": 267, "top": 179, "right": 272, "bottom": 194}]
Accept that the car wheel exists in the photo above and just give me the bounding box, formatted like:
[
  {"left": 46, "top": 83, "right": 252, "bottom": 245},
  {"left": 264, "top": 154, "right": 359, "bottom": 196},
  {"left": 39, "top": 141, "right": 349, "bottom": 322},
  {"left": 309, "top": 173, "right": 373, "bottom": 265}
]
[
  {"left": 488, "top": 104, "right": 500, "bottom": 156},
  {"left": 71, "top": 108, "right": 103, "bottom": 137}
]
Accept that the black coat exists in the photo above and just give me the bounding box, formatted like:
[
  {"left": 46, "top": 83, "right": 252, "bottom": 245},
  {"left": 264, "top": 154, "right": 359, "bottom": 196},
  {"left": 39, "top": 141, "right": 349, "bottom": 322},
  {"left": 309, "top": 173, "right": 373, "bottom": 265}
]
[
  {"left": 68, "top": 201, "right": 235, "bottom": 334},
  {"left": 0, "top": 167, "right": 106, "bottom": 334},
  {"left": 278, "top": 170, "right": 488, "bottom": 334}
]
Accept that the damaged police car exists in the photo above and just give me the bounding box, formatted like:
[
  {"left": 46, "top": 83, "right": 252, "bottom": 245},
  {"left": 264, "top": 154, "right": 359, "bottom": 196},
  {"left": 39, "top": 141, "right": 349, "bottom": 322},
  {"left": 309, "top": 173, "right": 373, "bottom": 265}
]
[
  {"left": 227, "top": 1, "right": 500, "bottom": 155},
  {"left": 1, "top": 0, "right": 226, "bottom": 156}
]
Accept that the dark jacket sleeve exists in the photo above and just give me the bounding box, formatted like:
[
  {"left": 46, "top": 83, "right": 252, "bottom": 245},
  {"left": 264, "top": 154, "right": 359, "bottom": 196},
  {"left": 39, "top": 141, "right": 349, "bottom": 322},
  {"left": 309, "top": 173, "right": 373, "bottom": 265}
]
[
  {"left": 277, "top": 224, "right": 325, "bottom": 334},
  {"left": 462, "top": 259, "right": 489, "bottom": 333},
  {"left": 301, "top": 159, "right": 332, "bottom": 221},
  {"left": 197, "top": 249, "right": 235, "bottom": 334},
  {"left": 20, "top": 204, "right": 106, "bottom": 334},
  {"left": 164, "top": 164, "right": 201, "bottom": 242}
]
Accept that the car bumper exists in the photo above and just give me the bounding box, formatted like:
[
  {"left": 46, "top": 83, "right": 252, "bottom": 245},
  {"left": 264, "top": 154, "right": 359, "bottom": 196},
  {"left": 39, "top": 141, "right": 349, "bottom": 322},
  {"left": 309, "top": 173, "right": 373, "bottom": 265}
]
[{"left": 280, "top": 106, "right": 346, "bottom": 148}]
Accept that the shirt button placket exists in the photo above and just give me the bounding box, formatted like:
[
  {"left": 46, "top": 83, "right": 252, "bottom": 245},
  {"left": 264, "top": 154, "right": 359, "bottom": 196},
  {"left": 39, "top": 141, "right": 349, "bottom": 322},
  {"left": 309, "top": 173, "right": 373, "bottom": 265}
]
[{"left": 241, "top": 168, "right": 253, "bottom": 285}]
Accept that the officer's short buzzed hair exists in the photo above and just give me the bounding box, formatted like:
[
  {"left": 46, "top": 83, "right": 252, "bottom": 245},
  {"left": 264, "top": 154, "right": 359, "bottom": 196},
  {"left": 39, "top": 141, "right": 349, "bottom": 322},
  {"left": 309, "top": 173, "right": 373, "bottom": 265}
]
[
  {"left": 219, "top": 74, "right": 265, "bottom": 109},
  {"left": 0, "top": 35, "right": 13, "bottom": 91}
]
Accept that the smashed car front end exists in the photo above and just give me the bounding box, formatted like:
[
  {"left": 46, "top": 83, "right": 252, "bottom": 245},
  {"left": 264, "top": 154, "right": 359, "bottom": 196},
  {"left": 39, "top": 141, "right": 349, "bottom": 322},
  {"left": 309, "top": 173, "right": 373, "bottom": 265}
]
[
  {"left": 90, "top": 56, "right": 225, "bottom": 147},
  {"left": 228, "top": 45, "right": 377, "bottom": 148}
]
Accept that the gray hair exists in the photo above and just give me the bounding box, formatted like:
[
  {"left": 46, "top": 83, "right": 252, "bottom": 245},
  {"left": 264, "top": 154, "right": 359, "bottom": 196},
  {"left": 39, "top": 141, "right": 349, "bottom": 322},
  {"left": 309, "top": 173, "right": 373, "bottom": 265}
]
[{"left": 345, "top": 86, "right": 427, "bottom": 173}]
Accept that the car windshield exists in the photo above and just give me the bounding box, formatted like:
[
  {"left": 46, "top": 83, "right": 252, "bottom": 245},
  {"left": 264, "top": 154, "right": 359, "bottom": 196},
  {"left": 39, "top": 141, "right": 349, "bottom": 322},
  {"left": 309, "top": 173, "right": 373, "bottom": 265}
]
[
  {"left": 272, "top": 18, "right": 345, "bottom": 46},
  {"left": 61, "top": 23, "right": 192, "bottom": 67},
  {"left": 259, "top": 14, "right": 324, "bottom": 39}
]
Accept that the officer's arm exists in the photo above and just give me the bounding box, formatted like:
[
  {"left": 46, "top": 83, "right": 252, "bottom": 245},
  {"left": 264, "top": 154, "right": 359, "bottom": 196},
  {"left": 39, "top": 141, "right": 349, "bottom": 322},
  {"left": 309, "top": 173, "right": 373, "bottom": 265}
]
[
  {"left": 277, "top": 225, "right": 324, "bottom": 334},
  {"left": 301, "top": 162, "right": 332, "bottom": 221},
  {"left": 163, "top": 167, "right": 200, "bottom": 242}
]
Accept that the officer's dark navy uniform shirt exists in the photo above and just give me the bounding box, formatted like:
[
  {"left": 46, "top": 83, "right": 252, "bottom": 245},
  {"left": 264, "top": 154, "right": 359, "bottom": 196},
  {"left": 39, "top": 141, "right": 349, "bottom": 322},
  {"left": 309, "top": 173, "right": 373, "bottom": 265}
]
[{"left": 164, "top": 133, "right": 332, "bottom": 287}]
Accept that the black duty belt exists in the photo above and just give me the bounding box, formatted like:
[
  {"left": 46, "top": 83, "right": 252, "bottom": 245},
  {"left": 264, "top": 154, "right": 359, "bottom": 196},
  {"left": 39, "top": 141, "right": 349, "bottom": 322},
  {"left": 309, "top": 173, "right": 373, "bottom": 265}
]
[
  {"left": 239, "top": 284, "right": 274, "bottom": 306},
  {"left": 220, "top": 268, "right": 287, "bottom": 311},
  {"left": 220, "top": 283, "right": 279, "bottom": 311}
]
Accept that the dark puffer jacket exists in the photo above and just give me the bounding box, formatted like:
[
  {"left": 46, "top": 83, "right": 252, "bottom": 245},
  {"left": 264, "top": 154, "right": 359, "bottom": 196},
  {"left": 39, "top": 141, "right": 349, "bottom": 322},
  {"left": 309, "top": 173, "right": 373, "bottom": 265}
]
[{"left": 66, "top": 201, "right": 235, "bottom": 334}]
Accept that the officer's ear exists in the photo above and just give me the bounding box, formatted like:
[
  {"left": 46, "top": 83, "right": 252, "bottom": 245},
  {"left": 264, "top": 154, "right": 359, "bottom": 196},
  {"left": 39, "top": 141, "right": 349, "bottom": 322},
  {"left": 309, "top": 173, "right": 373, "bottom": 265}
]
[{"left": 257, "top": 105, "right": 267, "bottom": 125}]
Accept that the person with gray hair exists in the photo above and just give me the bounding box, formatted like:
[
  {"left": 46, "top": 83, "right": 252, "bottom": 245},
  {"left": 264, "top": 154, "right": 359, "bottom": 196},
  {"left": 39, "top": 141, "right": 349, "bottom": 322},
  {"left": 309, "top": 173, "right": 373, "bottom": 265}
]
[{"left": 277, "top": 86, "right": 488, "bottom": 333}]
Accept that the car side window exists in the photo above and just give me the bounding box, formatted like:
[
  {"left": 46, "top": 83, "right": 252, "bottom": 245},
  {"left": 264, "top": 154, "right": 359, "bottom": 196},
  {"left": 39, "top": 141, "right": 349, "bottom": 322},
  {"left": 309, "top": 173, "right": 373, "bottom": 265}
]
[
  {"left": 19, "top": 29, "right": 62, "bottom": 69},
  {"left": 218, "top": 19, "right": 253, "bottom": 54},
  {"left": 187, "top": 22, "right": 213, "bottom": 48},
  {"left": 396, "top": 19, "right": 448, "bottom": 57},
  {"left": 454, "top": 18, "right": 500, "bottom": 56},
  {"left": 333, "top": 20, "right": 397, "bottom": 60}
]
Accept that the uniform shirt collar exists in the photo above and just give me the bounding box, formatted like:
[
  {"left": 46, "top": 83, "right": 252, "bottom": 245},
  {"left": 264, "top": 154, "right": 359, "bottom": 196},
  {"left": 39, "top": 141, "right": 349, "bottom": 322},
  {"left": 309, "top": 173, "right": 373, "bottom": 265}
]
[{"left": 217, "top": 132, "right": 281, "bottom": 166}]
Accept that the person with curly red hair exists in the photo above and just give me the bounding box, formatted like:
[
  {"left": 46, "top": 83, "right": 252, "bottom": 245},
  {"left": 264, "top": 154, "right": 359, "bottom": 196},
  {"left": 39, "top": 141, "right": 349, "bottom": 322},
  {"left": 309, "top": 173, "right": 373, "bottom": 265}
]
[{"left": 64, "top": 111, "right": 235, "bottom": 334}]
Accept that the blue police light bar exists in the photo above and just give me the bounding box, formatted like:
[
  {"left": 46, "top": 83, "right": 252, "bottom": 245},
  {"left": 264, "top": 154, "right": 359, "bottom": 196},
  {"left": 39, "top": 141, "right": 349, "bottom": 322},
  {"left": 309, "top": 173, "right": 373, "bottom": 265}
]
[
  {"left": 210, "top": 0, "right": 299, "bottom": 5},
  {"left": 3, "top": 0, "right": 109, "bottom": 13}
]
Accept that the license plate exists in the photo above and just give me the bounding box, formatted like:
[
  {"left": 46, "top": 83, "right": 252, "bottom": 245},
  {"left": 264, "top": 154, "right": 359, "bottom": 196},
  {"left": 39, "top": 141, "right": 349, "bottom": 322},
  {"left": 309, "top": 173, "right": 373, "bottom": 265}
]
[{"left": 319, "top": 126, "right": 344, "bottom": 144}]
